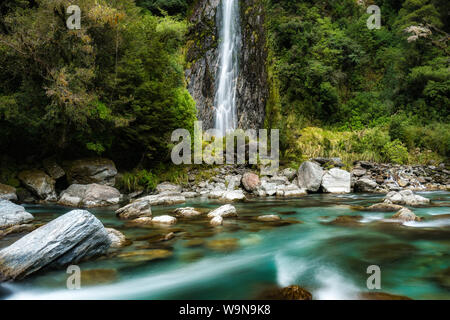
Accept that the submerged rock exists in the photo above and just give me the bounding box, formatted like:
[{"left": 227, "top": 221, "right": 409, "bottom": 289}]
[
  {"left": 66, "top": 158, "right": 117, "bottom": 186},
  {"left": 359, "top": 292, "right": 412, "bottom": 300},
  {"left": 0, "top": 210, "right": 111, "bottom": 281},
  {"left": 392, "top": 208, "right": 420, "bottom": 222},
  {"left": 257, "top": 285, "right": 313, "bottom": 300},
  {"left": 0, "top": 184, "right": 17, "bottom": 202},
  {"left": 321, "top": 168, "right": 351, "bottom": 193},
  {"left": 206, "top": 238, "right": 239, "bottom": 252},
  {"left": 58, "top": 184, "right": 121, "bottom": 208},
  {"left": 384, "top": 190, "right": 430, "bottom": 206},
  {"left": 0, "top": 200, "right": 34, "bottom": 230},
  {"left": 118, "top": 249, "right": 172, "bottom": 262},
  {"left": 257, "top": 215, "right": 281, "bottom": 222},
  {"left": 105, "top": 228, "right": 128, "bottom": 248},
  {"left": 210, "top": 216, "right": 223, "bottom": 226},
  {"left": 241, "top": 172, "right": 260, "bottom": 192},
  {"left": 174, "top": 207, "right": 202, "bottom": 218},
  {"left": 207, "top": 204, "right": 237, "bottom": 218},
  {"left": 116, "top": 200, "right": 152, "bottom": 220},
  {"left": 0, "top": 224, "right": 37, "bottom": 239},
  {"left": 365, "top": 203, "right": 404, "bottom": 212},
  {"left": 325, "top": 215, "right": 363, "bottom": 226},
  {"left": 81, "top": 269, "right": 117, "bottom": 286},
  {"left": 297, "top": 161, "right": 324, "bottom": 192},
  {"left": 18, "top": 170, "right": 56, "bottom": 201}
]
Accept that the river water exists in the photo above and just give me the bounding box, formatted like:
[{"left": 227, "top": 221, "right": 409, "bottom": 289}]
[{"left": 1, "top": 191, "right": 449, "bottom": 300}]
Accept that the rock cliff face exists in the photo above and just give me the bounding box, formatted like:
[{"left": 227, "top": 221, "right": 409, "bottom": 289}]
[{"left": 185, "top": 0, "right": 267, "bottom": 130}]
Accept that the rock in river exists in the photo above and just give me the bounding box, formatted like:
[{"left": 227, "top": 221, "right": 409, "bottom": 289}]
[
  {"left": 174, "top": 207, "right": 202, "bottom": 218},
  {"left": 66, "top": 158, "right": 117, "bottom": 186},
  {"left": 152, "top": 215, "right": 177, "bottom": 225},
  {"left": 0, "top": 210, "right": 111, "bottom": 281},
  {"left": 392, "top": 208, "right": 420, "bottom": 222},
  {"left": 297, "top": 161, "right": 324, "bottom": 192},
  {"left": 257, "top": 215, "right": 281, "bottom": 222},
  {"left": 132, "top": 193, "right": 185, "bottom": 206},
  {"left": 116, "top": 200, "right": 152, "bottom": 220},
  {"left": 384, "top": 190, "right": 430, "bottom": 206},
  {"left": 207, "top": 204, "right": 238, "bottom": 218},
  {"left": 257, "top": 285, "right": 313, "bottom": 300},
  {"left": 0, "top": 184, "right": 17, "bottom": 202},
  {"left": 321, "top": 168, "right": 351, "bottom": 193},
  {"left": 58, "top": 184, "right": 121, "bottom": 208},
  {"left": 18, "top": 170, "right": 57, "bottom": 201},
  {"left": 105, "top": 228, "right": 128, "bottom": 248},
  {"left": 0, "top": 200, "right": 34, "bottom": 230}
]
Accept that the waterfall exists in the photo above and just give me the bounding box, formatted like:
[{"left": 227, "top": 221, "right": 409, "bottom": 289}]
[{"left": 214, "top": 0, "right": 241, "bottom": 137}]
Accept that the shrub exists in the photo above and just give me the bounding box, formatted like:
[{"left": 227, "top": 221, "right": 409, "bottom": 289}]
[{"left": 382, "top": 139, "right": 409, "bottom": 164}]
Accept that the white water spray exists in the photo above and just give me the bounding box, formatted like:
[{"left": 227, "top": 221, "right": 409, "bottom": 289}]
[{"left": 214, "top": 0, "right": 241, "bottom": 137}]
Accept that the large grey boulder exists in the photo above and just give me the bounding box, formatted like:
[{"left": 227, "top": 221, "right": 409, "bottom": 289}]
[
  {"left": 321, "top": 168, "right": 351, "bottom": 193},
  {"left": 384, "top": 190, "right": 430, "bottom": 206},
  {"left": 354, "top": 178, "right": 378, "bottom": 193},
  {"left": 66, "top": 158, "right": 117, "bottom": 186},
  {"left": 0, "top": 200, "right": 34, "bottom": 230},
  {"left": 58, "top": 184, "right": 121, "bottom": 208},
  {"left": 0, "top": 184, "right": 17, "bottom": 201},
  {"left": 18, "top": 170, "right": 56, "bottom": 201},
  {"left": 0, "top": 210, "right": 111, "bottom": 281},
  {"left": 297, "top": 161, "right": 324, "bottom": 192}
]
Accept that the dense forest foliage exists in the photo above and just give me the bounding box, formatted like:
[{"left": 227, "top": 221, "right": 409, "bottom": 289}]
[
  {"left": 264, "top": 0, "right": 449, "bottom": 164},
  {"left": 0, "top": 0, "right": 448, "bottom": 180},
  {"left": 0, "top": 0, "right": 196, "bottom": 169}
]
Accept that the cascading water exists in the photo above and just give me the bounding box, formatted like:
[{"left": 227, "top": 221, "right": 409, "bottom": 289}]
[{"left": 214, "top": 0, "right": 241, "bottom": 137}]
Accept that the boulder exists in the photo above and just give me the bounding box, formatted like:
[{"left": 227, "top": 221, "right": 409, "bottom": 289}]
[
  {"left": 58, "top": 184, "right": 121, "bottom": 208},
  {"left": 354, "top": 178, "right": 378, "bottom": 193},
  {"left": 365, "top": 203, "right": 404, "bottom": 212},
  {"left": 18, "top": 170, "right": 56, "bottom": 201},
  {"left": 281, "top": 168, "right": 297, "bottom": 181},
  {"left": 207, "top": 204, "right": 237, "bottom": 218},
  {"left": 276, "top": 184, "right": 307, "bottom": 197},
  {"left": 352, "top": 167, "right": 367, "bottom": 177},
  {"left": 208, "top": 189, "right": 225, "bottom": 199},
  {"left": 105, "top": 228, "right": 128, "bottom": 248},
  {"left": 257, "top": 285, "right": 313, "bottom": 300},
  {"left": 0, "top": 210, "right": 110, "bottom": 281},
  {"left": 174, "top": 207, "right": 202, "bottom": 218},
  {"left": 152, "top": 215, "right": 177, "bottom": 225},
  {"left": 132, "top": 193, "right": 185, "bottom": 206},
  {"left": 131, "top": 217, "right": 153, "bottom": 225},
  {"left": 384, "top": 190, "right": 430, "bottom": 206},
  {"left": 182, "top": 192, "right": 199, "bottom": 198},
  {"left": 0, "top": 200, "right": 34, "bottom": 230},
  {"left": 115, "top": 200, "right": 152, "bottom": 220},
  {"left": 257, "top": 215, "right": 281, "bottom": 222},
  {"left": 42, "top": 158, "right": 65, "bottom": 180},
  {"left": 156, "top": 182, "right": 182, "bottom": 194},
  {"left": 0, "top": 184, "right": 17, "bottom": 201},
  {"left": 225, "top": 175, "right": 242, "bottom": 190},
  {"left": 392, "top": 208, "right": 420, "bottom": 222},
  {"left": 210, "top": 216, "right": 223, "bottom": 226},
  {"left": 66, "top": 158, "right": 117, "bottom": 186},
  {"left": 241, "top": 172, "right": 260, "bottom": 192},
  {"left": 260, "top": 181, "right": 277, "bottom": 196},
  {"left": 297, "top": 161, "right": 324, "bottom": 192},
  {"left": 220, "top": 190, "right": 246, "bottom": 202},
  {"left": 321, "top": 168, "right": 351, "bottom": 193}
]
